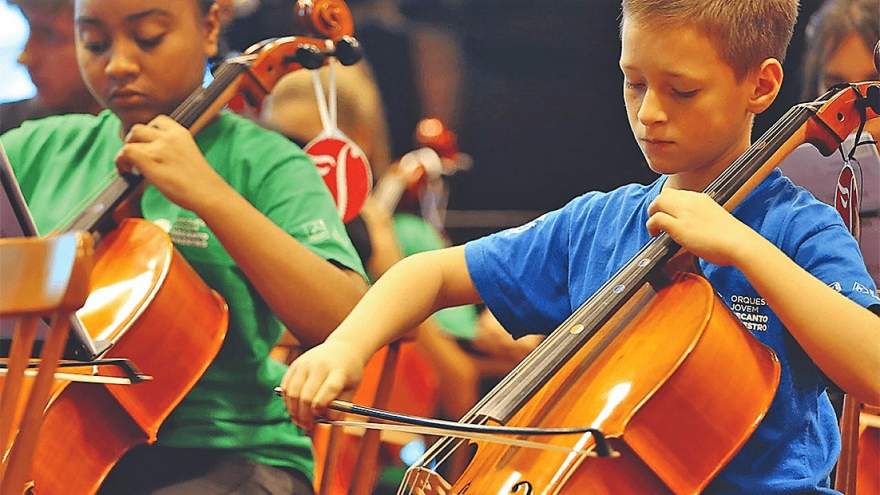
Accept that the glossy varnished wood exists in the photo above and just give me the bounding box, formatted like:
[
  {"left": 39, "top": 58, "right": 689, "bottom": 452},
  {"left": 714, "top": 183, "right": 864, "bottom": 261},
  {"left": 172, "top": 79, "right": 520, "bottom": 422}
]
[
  {"left": 449, "top": 273, "right": 780, "bottom": 494},
  {"left": 29, "top": 220, "right": 228, "bottom": 495},
  {"left": 0, "top": 233, "right": 94, "bottom": 495}
]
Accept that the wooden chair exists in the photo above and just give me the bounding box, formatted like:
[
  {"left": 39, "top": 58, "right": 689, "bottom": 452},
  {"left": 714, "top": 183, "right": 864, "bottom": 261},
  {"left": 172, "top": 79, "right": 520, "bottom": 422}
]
[
  {"left": 0, "top": 233, "right": 94, "bottom": 494},
  {"left": 836, "top": 396, "right": 880, "bottom": 494}
]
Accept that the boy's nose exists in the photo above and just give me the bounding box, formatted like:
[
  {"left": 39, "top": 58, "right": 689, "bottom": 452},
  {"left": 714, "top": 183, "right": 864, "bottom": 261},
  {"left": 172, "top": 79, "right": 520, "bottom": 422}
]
[{"left": 637, "top": 89, "right": 667, "bottom": 126}]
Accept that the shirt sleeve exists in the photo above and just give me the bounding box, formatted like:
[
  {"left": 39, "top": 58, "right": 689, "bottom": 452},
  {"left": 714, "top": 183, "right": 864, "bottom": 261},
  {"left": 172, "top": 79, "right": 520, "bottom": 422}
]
[
  {"left": 248, "top": 145, "right": 368, "bottom": 283},
  {"left": 1, "top": 123, "right": 35, "bottom": 179},
  {"left": 793, "top": 222, "right": 880, "bottom": 311},
  {"left": 464, "top": 206, "right": 573, "bottom": 338}
]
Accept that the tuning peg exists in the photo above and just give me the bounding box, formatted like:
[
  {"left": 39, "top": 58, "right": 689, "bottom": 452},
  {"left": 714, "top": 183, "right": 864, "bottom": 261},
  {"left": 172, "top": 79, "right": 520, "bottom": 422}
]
[
  {"left": 294, "top": 44, "right": 326, "bottom": 70},
  {"left": 333, "top": 36, "right": 362, "bottom": 66}
]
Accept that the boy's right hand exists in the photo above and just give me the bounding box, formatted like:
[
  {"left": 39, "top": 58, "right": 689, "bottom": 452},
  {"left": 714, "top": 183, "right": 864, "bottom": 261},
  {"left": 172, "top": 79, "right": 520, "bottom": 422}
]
[{"left": 280, "top": 340, "right": 366, "bottom": 430}]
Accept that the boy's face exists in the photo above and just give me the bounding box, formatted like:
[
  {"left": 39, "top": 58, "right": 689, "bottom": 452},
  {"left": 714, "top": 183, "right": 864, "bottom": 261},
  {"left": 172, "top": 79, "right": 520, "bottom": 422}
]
[
  {"left": 74, "top": 0, "right": 219, "bottom": 130},
  {"left": 620, "top": 19, "right": 757, "bottom": 182},
  {"left": 17, "top": 4, "right": 90, "bottom": 110}
]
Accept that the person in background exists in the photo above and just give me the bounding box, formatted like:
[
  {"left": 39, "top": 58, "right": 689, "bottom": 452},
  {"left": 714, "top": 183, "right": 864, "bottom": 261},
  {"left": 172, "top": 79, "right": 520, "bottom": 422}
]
[
  {"left": 781, "top": 0, "right": 880, "bottom": 433},
  {"left": 263, "top": 63, "right": 537, "bottom": 486},
  {"left": 262, "top": 63, "right": 531, "bottom": 418},
  {"left": 1, "top": 0, "right": 101, "bottom": 133},
  {"left": 801, "top": 0, "right": 878, "bottom": 101},
  {"left": 261, "top": 62, "right": 392, "bottom": 177}
]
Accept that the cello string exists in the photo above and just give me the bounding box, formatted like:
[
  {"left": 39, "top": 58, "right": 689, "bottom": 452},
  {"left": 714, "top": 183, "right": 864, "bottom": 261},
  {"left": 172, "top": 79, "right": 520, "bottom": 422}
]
[
  {"left": 174, "top": 62, "right": 246, "bottom": 127},
  {"left": 704, "top": 106, "right": 808, "bottom": 205},
  {"left": 450, "top": 104, "right": 808, "bottom": 434}
]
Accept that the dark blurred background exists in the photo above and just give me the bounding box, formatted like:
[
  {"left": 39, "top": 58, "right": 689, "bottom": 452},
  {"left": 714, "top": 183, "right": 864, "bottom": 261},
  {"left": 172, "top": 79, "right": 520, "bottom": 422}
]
[{"left": 0, "top": 0, "right": 825, "bottom": 242}]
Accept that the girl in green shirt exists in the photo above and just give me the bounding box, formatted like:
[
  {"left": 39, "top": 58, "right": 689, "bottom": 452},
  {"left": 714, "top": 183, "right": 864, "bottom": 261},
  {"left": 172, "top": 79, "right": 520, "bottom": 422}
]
[{"left": 1, "top": 0, "right": 368, "bottom": 493}]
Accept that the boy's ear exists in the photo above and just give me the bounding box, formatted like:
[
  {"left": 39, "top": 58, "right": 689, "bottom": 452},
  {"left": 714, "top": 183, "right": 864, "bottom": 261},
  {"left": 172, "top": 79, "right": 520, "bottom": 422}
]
[
  {"left": 747, "top": 58, "right": 784, "bottom": 114},
  {"left": 203, "top": 2, "right": 222, "bottom": 59}
]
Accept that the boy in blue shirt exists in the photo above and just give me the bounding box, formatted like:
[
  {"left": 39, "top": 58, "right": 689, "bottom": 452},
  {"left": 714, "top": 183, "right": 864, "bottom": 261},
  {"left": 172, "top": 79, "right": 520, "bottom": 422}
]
[{"left": 282, "top": 0, "right": 880, "bottom": 492}]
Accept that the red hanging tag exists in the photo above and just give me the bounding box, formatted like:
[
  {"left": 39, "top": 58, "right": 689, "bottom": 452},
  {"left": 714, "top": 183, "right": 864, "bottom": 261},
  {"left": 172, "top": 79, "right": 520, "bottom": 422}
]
[
  {"left": 305, "top": 61, "right": 371, "bottom": 222},
  {"left": 306, "top": 132, "right": 372, "bottom": 223},
  {"left": 834, "top": 161, "right": 861, "bottom": 241}
]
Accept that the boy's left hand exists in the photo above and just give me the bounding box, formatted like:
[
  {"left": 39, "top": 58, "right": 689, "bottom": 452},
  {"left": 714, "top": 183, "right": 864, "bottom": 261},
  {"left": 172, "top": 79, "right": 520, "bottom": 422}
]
[
  {"left": 115, "top": 115, "right": 232, "bottom": 213},
  {"left": 647, "top": 189, "right": 762, "bottom": 267}
]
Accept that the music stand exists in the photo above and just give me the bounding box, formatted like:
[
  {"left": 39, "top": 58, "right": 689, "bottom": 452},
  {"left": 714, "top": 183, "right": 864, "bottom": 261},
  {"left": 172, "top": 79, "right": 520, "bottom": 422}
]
[{"left": 0, "top": 143, "right": 110, "bottom": 360}]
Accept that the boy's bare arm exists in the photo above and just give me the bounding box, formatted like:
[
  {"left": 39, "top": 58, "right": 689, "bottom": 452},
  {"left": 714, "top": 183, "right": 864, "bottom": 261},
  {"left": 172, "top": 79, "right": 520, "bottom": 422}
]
[
  {"left": 648, "top": 189, "right": 880, "bottom": 404},
  {"left": 281, "top": 245, "right": 482, "bottom": 429}
]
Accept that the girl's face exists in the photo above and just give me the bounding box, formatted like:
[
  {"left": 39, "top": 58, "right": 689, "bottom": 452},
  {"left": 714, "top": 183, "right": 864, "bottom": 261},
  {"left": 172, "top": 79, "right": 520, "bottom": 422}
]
[
  {"left": 74, "top": 0, "right": 220, "bottom": 130},
  {"left": 821, "top": 32, "right": 877, "bottom": 92}
]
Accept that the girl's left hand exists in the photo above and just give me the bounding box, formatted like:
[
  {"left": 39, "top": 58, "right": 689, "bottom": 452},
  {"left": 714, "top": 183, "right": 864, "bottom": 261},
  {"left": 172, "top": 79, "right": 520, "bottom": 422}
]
[
  {"left": 646, "top": 188, "right": 762, "bottom": 267},
  {"left": 115, "top": 115, "right": 232, "bottom": 213}
]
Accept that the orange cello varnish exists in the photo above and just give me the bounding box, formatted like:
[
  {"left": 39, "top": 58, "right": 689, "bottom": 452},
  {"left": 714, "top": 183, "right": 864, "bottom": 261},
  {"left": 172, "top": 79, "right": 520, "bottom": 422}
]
[
  {"left": 30, "top": 220, "right": 228, "bottom": 495},
  {"left": 449, "top": 274, "right": 779, "bottom": 494}
]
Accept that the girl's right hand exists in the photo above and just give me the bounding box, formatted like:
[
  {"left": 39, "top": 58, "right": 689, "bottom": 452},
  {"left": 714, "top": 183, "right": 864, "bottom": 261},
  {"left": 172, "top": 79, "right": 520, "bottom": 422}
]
[{"left": 280, "top": 340, "right": 367, "bottom": 430}]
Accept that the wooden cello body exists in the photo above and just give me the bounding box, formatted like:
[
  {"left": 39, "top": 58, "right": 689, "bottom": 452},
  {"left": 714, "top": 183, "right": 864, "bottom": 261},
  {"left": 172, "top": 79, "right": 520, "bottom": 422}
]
[
  {"left": 449, "top": 272, "right": 779, "bottom": 494},
  {"left": 29, "top": 220, "right": 227, "bottom": 494}
]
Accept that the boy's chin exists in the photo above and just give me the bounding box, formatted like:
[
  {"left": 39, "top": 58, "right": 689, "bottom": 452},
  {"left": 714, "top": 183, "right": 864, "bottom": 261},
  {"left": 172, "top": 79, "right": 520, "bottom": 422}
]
[{"left": 645, "top": 158, "right": 681, "bottom": 176}]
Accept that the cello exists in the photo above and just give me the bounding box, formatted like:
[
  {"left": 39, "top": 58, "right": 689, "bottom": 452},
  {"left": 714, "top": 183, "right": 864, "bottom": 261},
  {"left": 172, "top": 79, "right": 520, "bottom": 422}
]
[
  {"left": 307, "top": 83, "right": 880, "bottom": 493},
  {"left": 24, "top": 2, "right": 362, "bottom": 493},
  {"left": 315, "top": 118, "right": 470, "bottom": 494},
  {"left": 386, "top": 81, "right": 880, "bottom": 494}
]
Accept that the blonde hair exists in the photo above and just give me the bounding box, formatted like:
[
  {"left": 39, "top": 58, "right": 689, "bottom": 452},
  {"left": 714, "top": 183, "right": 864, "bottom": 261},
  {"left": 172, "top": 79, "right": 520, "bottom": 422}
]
[
  {"left": 262, "top": 62, "right": 392, "bottom": 177},
  {"left": 621, "top": 0, "right": 799, "bottom": 78}
]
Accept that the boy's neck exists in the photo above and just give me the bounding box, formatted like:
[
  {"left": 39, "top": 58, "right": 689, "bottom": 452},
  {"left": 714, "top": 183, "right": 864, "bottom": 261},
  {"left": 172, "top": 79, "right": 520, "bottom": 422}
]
[{"left": 664, "top": 134, "right": 752, "bottom": 192}]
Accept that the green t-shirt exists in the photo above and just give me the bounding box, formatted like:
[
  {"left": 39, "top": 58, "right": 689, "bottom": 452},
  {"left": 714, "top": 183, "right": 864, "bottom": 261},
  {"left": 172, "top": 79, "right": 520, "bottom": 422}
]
[
  {"left": 1, "top": 110, "right": 367, "bottom": 478},
  {"left": 391, "top": 213, "right": 478, "bottom": 339}
]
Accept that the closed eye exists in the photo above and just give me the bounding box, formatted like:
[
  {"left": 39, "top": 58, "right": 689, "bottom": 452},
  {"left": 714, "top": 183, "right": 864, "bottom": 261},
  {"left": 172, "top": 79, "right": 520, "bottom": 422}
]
[
  {"left": 672, "top": 88, "right": 699, "bottom": 98},
  {"left": 624, "top": 81, "right": 646, "bottom": 90},
  {"left": 137, "top": 36, "right": 164, "bottom": 50},
  {"left": 82, "top": 40, "right": 110, "bottom": 53}
]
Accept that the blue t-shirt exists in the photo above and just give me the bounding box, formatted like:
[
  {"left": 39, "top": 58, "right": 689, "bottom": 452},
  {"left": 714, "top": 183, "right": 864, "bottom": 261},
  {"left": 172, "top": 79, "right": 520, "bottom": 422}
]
[{"left": 465, "top": 169, "right": 880, "bottom": 494}]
